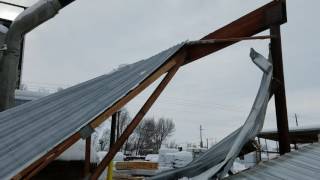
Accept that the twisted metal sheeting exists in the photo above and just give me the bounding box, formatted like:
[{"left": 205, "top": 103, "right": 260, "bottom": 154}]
[{"left": 150, "top": 49, "right": 273, "bottom": 180}]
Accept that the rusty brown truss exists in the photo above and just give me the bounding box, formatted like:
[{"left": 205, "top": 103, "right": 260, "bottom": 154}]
[{"left": 13, "top": 1, "right": 290, "bottom": 179}]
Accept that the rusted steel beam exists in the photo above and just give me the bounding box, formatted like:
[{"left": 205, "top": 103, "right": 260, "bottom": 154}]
[
  {"left": 90, "top": 52, "right": 186, "bottom": 180},
  {"left": 270, "top": 25, "right": 290, "bottom": 154},
  {"left": 187, "top": 35, "right": 275, "bottom": 46},
  {"left": 184, "top": 0, "right": 286, "bottom": 65},
  {"left": 84, "top": 136, "right": 92, "bottom": 176}
]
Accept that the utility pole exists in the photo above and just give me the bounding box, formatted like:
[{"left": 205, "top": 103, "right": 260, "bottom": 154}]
[
  {"left": 200, "top": 125, "right": 204, "bottom": 148},
  {"left": 295, "top": 113, "right": 299, "bottom": 127}
]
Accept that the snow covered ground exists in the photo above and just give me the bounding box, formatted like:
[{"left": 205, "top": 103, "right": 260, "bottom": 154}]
[
  {"left": 57, "top": 120, "right": 111, "bottom": 163},
  {"left": 145, "top": 154, "right": 159, "bottom": 162}
]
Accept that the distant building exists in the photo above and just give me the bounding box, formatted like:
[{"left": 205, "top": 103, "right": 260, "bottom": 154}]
[{"left": 14, "top": 89, "right": 49, "bottom": 106}]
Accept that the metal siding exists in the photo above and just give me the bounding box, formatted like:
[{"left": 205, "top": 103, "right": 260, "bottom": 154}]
[
  {"left": 0, "top": 42, "right": 185, "bottom": 179},
  {"left": 228, "top": 143, "right": 320, "bottom": 180}
]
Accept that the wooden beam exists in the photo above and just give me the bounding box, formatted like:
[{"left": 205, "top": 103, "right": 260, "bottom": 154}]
[
  {"left": 90, "top": 52, "right": 186, "bottom": 180},
  {"left": 184, "top": 0, "right": 286, "bottom": 65},
  {"left": 115, "top": 161, "right": 158, "bottom": 170}
]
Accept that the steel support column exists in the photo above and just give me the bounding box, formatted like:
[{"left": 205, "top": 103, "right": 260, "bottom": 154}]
[
  {"left": 84, "top": 136, "right": 91, "bottom": 176},
  {"left": 270, "top": 25, "right": 290, "bottom": 154},
  {"left": 90, "top": 53, "right": 186, "bottom": 180},
  {"left": 110, "top": 113, "right": 117, "bottom": 147},
  {"left": 116, "top": 111, "right": 120, "bottom": 140}
]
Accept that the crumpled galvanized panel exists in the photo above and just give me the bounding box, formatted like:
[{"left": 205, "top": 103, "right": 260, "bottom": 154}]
[
  {"left": 228, "top": 143, "right": 320, "bottom": 180},
  {"left": 150, "top": 48, "right": 273, "bottom": 180},
  {"left": 0, "top": 42, "right": 185, "bottom": 179}
]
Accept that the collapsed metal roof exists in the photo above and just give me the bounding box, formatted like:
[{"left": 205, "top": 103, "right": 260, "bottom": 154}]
[
  {"left": 0, "top": 1, "right": 289, "bottom": 179},
  {"left": 151, "top": 49, "right": 273, "bottom": 179},
  {"left": 228, "top": 143, "right": 320, "bottom": 180},
  {"left": 0, "top": 42, "right": 184, "bottom": 179}
]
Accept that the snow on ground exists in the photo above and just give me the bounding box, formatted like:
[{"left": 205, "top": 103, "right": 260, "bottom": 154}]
[
  {"left": 58, "top": 120, "right": 111, "bottom": 162},
  {"left": 145, "top": 154, "right": 159, "bottom": 162},
  {"left": 231, "top": 160, "right": 247, "bottom": 173},
  {"left": 97, "top": 151, "right": 125, "bottom": 162},
  {"left": 57, "top": 137, "right": 99, "bottom": 163}
]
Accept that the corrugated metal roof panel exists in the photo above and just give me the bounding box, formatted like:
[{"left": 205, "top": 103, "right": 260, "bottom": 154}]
[
  {"left": 0, "top": 42, "right": 185, "bottom": 179},
  {"left": 228, "top": 143, "right": 320, "bottom": 180}
]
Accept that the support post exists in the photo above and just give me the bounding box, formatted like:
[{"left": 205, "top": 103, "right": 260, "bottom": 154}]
[
  {"left": 90, "top": 53, "right": 185, "bottom": 180},
  {"left": 270, "top": 24, "right": 290, "bottom": 155},
  {"left": 110, "top": 113, "right": 117, "bottom": 146},
  {"left": 116, "top": 111, "right": 121, "bottom": 140},
  {"left": 106, "top": 113, "right": 117, "bottom": 180},
  {"left": 257, "top": 138, "right": 261, "bottom": 163},
  {"left": 84, "top": 136, "right": 91, "bottom": 176}
]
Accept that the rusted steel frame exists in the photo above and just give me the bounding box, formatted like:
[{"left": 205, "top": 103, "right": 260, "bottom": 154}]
[
  {"left": 270, "top": 25, "right": 290, "bottom": 154},
  {"left": 13, "top": 51, "right": 180, "bottom": 180},
  {"left": 13, "top": 133, "right": 81, "bottom": 179},
  {"left": 187, "top": 35, "right": 275, "bottom": 45},
  {"left": 90, "top": 52, "right": 186, "bottom": 180},
  {"left": 84, "top": 136, "right": 92, "bottom": 176},
  {"left": 12, "top": 1, "right": 289, "bottom": 178},
  {"left": 184, "top": 0, "right": 286, "bottom": 65}
]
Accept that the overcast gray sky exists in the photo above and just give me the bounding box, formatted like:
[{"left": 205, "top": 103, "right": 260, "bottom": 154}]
[{"left": 2, "top": 0, "right": 320, "bottom": 145}]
